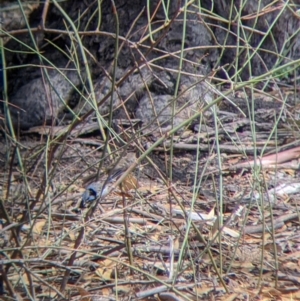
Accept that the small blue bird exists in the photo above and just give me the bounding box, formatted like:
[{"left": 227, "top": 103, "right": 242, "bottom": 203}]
[
  {"left": 80, "top": 153, "right": 137, "bottom": 208},
  {"left": 80, "top": 182, "right": 109, "bottom": 208},
  {"left": 80, "top": 169, "right": 127, "bottom": 208}
]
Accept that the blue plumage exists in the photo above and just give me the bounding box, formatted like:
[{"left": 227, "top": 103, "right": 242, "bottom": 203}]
[
  {"left": 80, "top": 169, "right": 124, "bottom": 208},
  {"left": 80, "top": 153, "right": 137, "bottom": 208},
  {"left": 80, "top": 182, "right": 109, "bottom": 208}
]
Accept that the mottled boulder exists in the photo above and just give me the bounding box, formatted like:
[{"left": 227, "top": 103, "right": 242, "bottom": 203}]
[
  {"left": 73, "top": 68, "right": 154, "bottom": 118},
  {"left": 136, "top": 75, "right": 214, "bottom": 134},
  {"left": 8, "top": 70, "right": 80, "bottom": 129}
]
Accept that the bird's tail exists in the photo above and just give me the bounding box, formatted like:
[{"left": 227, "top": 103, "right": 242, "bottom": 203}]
[{"left": 107, "top": 168, "right": 126, "bottom": 182}]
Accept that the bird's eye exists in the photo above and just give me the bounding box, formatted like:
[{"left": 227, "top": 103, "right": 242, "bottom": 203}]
[{"left": 89, "top": 188, "right": 97, "bottom": 197}]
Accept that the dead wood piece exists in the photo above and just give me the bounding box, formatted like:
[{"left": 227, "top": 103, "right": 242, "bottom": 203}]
[
  {"left": 244, "top": 213, "right": 299, "bottom": 234},
  {"left": 225, "top": 145, "right": 300, "bottom": 172}
]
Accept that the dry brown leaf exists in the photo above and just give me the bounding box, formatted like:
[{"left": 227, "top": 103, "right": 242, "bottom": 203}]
[
  {"left": 68, "top": 230, "right": 77, "bottom": 241},
  {"left": 76, "top": 287, "right": 92, "bottom": 301},
  {"left": 232, "top": 261, "right": 254, "bottom": 269},
  {"left": 227, "top": 157, "right": 240, "bottom": 165},
  {"left": 102, "top": 287, "right": 111, "bottom": 296},
  {"left": 95, "top": 267, "right": 113, "bottom": 281},
  {"left": 281, "top": 261, "right": 300, "bottom": 273},
  {"left": 95, "top": 259, "right": 117, "bottom": 281},
  {"left": 150, "top": 232, "right": 160, "bottom": 242},
  {"left": 207, "top": 206, "right": 215, "bottom": 219},
  {"left": 282, "top": 290, "right": 300, "bottom": 299},
  {"left": 174, "top": 236, "right": 180, "bottom": 250},
  {"left": 261, "top": 287, "right": 282, "bottom": 298},
  {"left": 32, "top": 220, "right": 46, "bottom": 234},
  {"left": 243, "top": 234, "right": 270, "bottom": 243},
  {"left": 10, "top": 272, "right": 28, "bottom": 284},
  {"left": 285, "top": 169, "right": 296, "bottom": 176}
]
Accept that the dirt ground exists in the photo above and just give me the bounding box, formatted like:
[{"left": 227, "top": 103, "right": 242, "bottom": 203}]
[{"left": 2, "top": 88, "right": 300, "bottom": 300}]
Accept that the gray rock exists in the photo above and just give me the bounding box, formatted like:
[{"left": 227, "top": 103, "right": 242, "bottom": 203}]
[
  {"left": 8, "top": 70, "right": 80, "bottom": 129},
  {"left": 0, "top": 1, "right": 39, "bottom": 32},
  {"left": 74, "top": 68, "right": 153, "bottom": 118},
  {"left": 136, "top": 75, "right": 214, "bottom": 134}
]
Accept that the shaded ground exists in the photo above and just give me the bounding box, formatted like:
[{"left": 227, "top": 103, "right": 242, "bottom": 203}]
[{"left": 1, "top": 88, "right": 300, "bottom": 300}]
